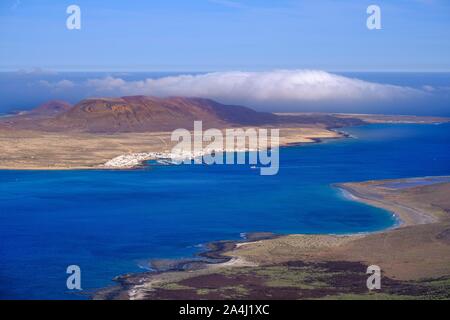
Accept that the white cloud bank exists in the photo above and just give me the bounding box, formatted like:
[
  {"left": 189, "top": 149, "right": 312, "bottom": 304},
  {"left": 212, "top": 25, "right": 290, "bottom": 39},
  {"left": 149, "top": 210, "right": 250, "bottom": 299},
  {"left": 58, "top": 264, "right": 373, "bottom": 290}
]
[
  {"left": 38, "top": 79, "right": 75, "bottom": 90},
  {"left": 84, "top": 70, "right": 422, "bottom": 105}
]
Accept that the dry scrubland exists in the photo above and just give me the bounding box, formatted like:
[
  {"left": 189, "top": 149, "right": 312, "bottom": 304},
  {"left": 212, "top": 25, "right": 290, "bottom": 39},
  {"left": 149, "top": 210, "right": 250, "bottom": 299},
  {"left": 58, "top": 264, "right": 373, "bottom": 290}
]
[{"left": 0, "top": 127, "right": 341, "bottom": 170}]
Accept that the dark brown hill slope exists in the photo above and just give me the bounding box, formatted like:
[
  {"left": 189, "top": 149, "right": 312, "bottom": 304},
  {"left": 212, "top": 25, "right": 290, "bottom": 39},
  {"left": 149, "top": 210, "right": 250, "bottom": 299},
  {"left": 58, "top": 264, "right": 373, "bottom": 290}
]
[
  {"left": 45, "top": 96, "right": 280, "bottom": 132},
  {"left": 0, "top": 96, "right": 365, "bottom": 132},
  {"left": 29, "top": 100, "right": 72, "bottom": 116}
]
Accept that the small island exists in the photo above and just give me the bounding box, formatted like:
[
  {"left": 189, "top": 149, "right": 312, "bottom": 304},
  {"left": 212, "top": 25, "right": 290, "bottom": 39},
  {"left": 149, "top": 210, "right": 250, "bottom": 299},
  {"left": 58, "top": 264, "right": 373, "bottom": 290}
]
[{"left": 0, "top": 96, "right": 447, "bottom": 170}]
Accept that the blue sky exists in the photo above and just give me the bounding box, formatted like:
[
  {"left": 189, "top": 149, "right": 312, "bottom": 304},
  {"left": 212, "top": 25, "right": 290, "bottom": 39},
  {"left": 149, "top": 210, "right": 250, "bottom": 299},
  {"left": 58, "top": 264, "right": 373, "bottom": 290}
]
[{"left": 1, "top": 0, "right": 450, "bottom": 71}]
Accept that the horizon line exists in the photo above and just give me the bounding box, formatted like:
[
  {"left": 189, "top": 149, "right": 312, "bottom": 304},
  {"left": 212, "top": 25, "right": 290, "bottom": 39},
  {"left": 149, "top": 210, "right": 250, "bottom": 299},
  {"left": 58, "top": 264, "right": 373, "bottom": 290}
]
[{"left": 1, "top": 68, "right": 450, "bottom": 74}]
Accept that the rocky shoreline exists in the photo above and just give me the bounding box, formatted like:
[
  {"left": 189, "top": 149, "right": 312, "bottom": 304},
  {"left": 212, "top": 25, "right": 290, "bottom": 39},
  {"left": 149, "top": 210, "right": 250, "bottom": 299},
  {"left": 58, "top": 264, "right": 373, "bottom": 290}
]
[{"left": 93, "top": 232, "right": 279, "bottom": 300}]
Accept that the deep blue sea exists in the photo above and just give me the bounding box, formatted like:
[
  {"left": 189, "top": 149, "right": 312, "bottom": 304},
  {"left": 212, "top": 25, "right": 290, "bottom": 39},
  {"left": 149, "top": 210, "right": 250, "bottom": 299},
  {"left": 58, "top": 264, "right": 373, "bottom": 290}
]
[{"left": 1, "top": 123, "right": 450, "bottom": 299}]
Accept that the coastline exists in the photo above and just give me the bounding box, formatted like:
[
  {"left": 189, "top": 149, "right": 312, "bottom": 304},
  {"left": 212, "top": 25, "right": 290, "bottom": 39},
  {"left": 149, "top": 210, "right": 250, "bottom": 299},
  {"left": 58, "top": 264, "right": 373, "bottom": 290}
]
[
  {"left": 101, "top": 130, "right": 349, "bottom": 170},
  {"left": 1, "top": 120, "right": 448, "bottom": 299},
  {"left": 335, "top": 179, "right": 444, "bottom": 227},
  {"left": 0, "top": 126, "right": 344, "bottom": 170},
  {"left": 336, "top": 186, "right": 403, "bottom": 231},
  {"left": 1, "top": 115, "right": 447, "bottom": 171},
  {"left": 94, "top": 232, "right": 280, "bottom": 300},
  {"left": 94, "top": 176, "right": 449, "bottom": 300},
  {"left": 1, "top": 117, "right": 448, "bottom": 171}
]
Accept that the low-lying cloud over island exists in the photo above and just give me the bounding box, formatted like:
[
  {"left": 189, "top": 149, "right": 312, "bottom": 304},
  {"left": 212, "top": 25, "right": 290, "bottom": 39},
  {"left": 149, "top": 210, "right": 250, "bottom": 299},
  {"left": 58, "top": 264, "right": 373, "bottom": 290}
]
[
  {"left": 31, "top": 69, "right": 443, "bottom": 114},
  {"left": 85, "top": 70, "right": 422, "bottom": 103}
]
